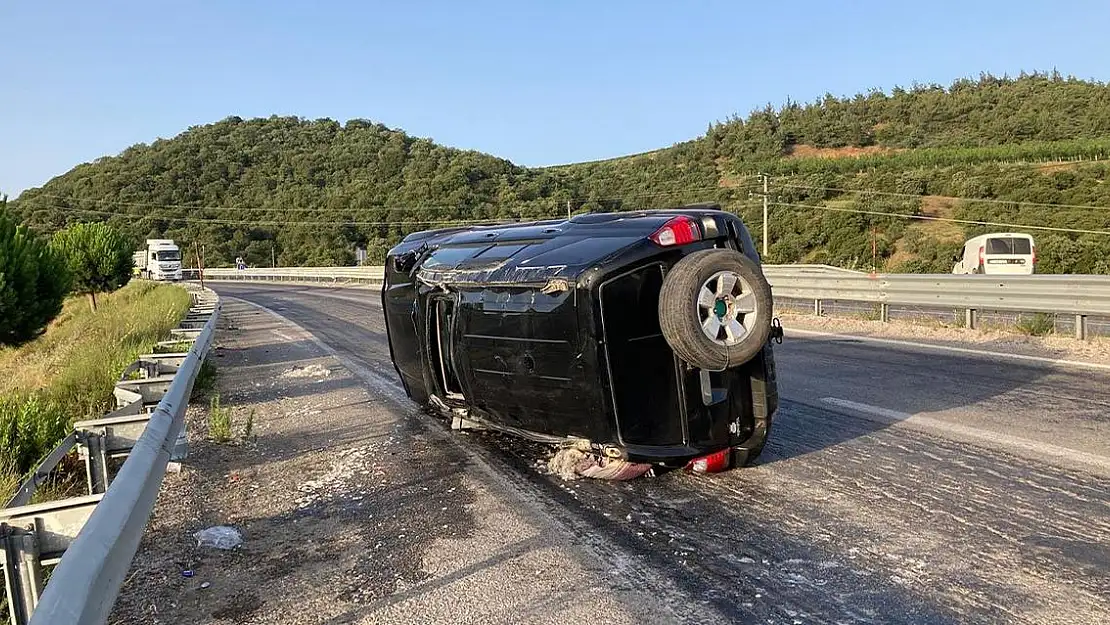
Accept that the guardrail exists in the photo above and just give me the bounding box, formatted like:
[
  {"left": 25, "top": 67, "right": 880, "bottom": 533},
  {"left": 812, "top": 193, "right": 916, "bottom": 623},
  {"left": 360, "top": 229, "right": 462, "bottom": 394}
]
[
  {"left": 1, "top": 286, "right": 220, "bottom": 625},
  {"left": 190, "top": 264, "right": 1110, "bottom": 339},
  {"left": 763, "top": 267, "right": 1110, "bottom": 339},
  {"left": 183, "top": 267, "right": 383, "bottom": 285}
]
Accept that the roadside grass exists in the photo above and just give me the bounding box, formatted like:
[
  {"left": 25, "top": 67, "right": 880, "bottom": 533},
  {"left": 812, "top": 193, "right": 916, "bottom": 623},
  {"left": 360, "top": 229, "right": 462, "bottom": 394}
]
[
  {"left": 243, "top": 408, "right": 256, "bottom": 440},
  {"left": 192, "top": 360, "right": 218, "bottom": 400},
  {"left": 0, "top": 281, "right": 192, "bottom": 503},
  {"left": 154, "top": 340, "right": 194, "bottom": 354},
  {"left": 0, "top": 457, "right": 17, "bottom": 506},
  {"left": 206, "top": 393, "right": 255, "bottom": 444},
  {"left": 1016, "top": 313, "right": 1057, "bottom": 337},
  {"left": 208, "top": 394, "right": 233, "bottom": 443}
]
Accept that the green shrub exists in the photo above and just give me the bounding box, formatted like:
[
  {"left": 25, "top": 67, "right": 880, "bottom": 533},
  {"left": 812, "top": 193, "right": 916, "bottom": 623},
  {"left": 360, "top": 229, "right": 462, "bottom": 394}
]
[
  {"left": 0, "top": 282, "right": 191, "bottom": 502},
  {"left": 0, "top": 200, "right": 70, "bottom": 345},
  {"left": 208, "top": 394, "right": 233, "bottom": 443},
  {"left": 51, "top": 222, "right": 133, "bottom": 311},
  {"left": 0, "top": 394, "right": 67, "bottom": 473},
  {"left": 1016, "top": 313, "right": 1056, "bottom": 336}
]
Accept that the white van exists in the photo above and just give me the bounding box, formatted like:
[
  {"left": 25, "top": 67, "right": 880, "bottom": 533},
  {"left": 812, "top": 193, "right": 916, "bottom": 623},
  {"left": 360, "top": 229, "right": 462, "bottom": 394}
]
[{"left": 952, "top": 233, "right": 1036, "bottom": 275}]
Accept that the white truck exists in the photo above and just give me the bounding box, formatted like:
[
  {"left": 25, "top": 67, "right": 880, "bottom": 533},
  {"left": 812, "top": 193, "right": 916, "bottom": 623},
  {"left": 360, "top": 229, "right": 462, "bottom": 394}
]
[{"left": 133, "top": 239, "right": 183, "bottom": 281}]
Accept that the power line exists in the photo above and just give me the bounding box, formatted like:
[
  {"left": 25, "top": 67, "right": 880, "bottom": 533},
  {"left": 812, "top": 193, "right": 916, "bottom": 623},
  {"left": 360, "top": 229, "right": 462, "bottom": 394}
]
[
  {"left": 772, "top": 202, "right": 1110, "bottom": 236},
  {"left": 24, "top": 193, "right": 470, "bottom": 213},
  {"left": 570, "top": 178, "right": 759, "bottom": 202},
  {"left": 31, "top": 205, "right": 562, "bottom": 228},
  {"left": 27, "top": 180, "right": 759, "bottom": 215},
  {"left": 778, "top": 183, "right": 1110, "bottom": 213}
]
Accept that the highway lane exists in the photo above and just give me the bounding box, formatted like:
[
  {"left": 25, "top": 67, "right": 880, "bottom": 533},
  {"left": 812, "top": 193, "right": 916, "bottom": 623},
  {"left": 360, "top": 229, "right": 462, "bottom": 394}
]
[{"left": 213, "top": 282, "right": 1110, "bottom": 624}]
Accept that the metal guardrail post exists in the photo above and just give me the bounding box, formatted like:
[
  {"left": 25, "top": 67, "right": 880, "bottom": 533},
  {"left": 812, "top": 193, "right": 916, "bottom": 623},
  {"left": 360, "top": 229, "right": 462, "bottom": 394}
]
[
  {"left": 2, "top": 524, "right": 43, "bottom": 625},
  {"left": 1076, "top": 314, "right": 1088, "bottom": 340},
  {"left": 965, "top": 308, "right": 978, "bottom": 330},
  {"left": 81, "top": 433, "right": 109, "bottom": 495}
]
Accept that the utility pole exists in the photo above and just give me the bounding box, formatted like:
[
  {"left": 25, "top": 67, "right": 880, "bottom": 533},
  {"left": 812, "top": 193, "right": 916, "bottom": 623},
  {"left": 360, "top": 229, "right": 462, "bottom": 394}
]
[
  {"left": 194, "top": 241, "right": 205, "bottom": 290},
  {"left": 271, "top": 241, "right": 277, "bottom": 268},
  {"left": 749, "top": 174, "right": 770, "bottom": 257},
  {"left": 566, "top": 199, "right": 571, "bottom": 219}
]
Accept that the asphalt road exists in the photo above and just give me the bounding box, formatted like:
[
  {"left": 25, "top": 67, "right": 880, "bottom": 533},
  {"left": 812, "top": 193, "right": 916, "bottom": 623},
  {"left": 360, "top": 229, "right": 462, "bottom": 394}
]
[{"left": 213, "top": 282, "right": 1110, "bottom": 625}]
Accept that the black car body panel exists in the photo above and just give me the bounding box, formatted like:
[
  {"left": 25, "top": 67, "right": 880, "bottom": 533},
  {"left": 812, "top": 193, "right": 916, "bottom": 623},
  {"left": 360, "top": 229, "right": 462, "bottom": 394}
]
[{"left": 382, "top": 208, "right": 779, "bottom": 465}]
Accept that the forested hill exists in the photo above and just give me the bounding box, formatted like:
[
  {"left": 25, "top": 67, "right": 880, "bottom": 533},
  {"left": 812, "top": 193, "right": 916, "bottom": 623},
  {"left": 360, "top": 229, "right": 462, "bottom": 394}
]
[{"left": 10, "top": 72, "right": 1110, "bottom": 272}]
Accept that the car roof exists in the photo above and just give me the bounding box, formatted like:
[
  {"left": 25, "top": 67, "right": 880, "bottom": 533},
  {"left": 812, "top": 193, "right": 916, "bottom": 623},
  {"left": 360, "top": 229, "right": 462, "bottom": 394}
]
[{"left": 968, "top": 232, "right": 1035, "bottom": 241}]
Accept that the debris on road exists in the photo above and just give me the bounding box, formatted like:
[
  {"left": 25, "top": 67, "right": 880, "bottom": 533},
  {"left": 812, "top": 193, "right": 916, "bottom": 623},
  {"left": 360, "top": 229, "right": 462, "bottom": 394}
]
[
  {"left": 280, "top": 363, "right": 332, "bottom": 379},
  {"left": 547, "top": 444, "right": 652, "bottom": 481},
  {"left": 193, "top": 525, "right": 243, "bottom": 550}
]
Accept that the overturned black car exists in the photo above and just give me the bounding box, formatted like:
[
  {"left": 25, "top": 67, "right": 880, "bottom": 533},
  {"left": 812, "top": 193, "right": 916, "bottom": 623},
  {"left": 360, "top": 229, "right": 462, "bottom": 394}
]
[{"left": 382, "top": 205, "right": 781, "bottom": 473}]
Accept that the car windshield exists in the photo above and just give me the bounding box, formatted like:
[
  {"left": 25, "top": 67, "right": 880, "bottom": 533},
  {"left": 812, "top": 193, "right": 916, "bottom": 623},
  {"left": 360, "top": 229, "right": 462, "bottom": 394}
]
[
  {"left": 985, "top": 238, "right": 1032, "bottom": 255},
  {"left": 155, "top": 250, "right": 181, "bottom": 261}
]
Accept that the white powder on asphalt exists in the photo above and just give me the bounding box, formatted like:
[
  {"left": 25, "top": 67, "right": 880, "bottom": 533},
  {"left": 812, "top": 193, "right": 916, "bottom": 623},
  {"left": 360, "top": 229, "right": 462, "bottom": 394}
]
[{"left": 281, "top": 363, "right": 332, "bottom": 379}]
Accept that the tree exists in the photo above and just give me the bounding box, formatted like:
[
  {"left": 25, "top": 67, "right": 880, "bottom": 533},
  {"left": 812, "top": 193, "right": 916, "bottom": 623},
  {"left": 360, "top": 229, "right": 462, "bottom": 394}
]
[
  {"left": 50, "top": 222, "right": 133, "bottom": 311},
  {"left": 0, "top": 199, "right": 70, "bottom": 345}
]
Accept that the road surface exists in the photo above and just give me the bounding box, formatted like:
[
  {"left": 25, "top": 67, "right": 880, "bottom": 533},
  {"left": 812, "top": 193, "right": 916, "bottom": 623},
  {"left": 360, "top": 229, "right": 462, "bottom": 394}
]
[{"left": 212, "top": 282, "right": 1110, "bottom": 624}]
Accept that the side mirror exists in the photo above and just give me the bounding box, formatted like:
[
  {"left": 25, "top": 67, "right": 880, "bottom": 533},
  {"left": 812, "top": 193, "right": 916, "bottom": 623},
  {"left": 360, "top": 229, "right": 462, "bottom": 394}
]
[{"left": 392, "top": 251, "right": 418, "bottom": 274}]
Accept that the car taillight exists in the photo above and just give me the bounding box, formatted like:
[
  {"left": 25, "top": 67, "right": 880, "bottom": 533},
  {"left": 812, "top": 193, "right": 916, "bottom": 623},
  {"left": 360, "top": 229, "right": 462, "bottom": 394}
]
[
  {"left": 1032, "top": 246, "right": 1038, "bottom": 264},
  {"left": 686, "top": 448, "right": 731, "bottom": 473},
  {"left": 978, "top": 245, "right": 985, "bottom": 268},
  {"left": 649, "top": 216, "right": 701, "bottom": 247}
]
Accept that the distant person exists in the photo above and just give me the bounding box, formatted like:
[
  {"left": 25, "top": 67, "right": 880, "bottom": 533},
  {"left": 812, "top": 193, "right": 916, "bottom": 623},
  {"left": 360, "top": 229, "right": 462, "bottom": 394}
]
[{"left": 235, "top": 256, "right": 246, "bottom": 270}]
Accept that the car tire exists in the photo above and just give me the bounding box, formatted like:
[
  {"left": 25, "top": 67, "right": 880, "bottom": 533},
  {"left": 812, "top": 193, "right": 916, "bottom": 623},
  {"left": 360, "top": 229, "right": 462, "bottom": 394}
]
[{"left": 659, "top": 249, "right": 773, "bottom": 371}]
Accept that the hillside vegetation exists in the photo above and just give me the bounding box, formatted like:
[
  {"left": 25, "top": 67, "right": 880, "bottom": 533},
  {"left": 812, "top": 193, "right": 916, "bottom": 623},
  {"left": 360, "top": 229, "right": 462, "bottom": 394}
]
[
  {"left": 0, "top": 282, "right": 191, "bottom": 501},
  {"left": 10, "top": 72, "right": 1110, "bottom": 273}
]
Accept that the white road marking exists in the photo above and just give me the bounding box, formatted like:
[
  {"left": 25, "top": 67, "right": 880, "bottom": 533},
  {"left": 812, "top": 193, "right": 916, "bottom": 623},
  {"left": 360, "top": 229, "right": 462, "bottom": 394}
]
[
  {"left": 272, "top": 330, "right": 297, "bottom": 342},
  {"left": 789, "top": 328, "right": 1110, "bottom": 371},
  {"left": 821, "top": 397, "right": 1110, "bottom": 473},
  {"left": 821, "top": 397, "right": 912, "bottom": 422}
]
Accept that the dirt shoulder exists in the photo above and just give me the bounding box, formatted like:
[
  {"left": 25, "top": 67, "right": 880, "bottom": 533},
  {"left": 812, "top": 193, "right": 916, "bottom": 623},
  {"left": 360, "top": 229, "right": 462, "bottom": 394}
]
[
  {"left": 777, "top": 311, "right": 1110, "bottom": 366},
  {"left": 111, "top": 298, "right": 672, "bottom": 625}
]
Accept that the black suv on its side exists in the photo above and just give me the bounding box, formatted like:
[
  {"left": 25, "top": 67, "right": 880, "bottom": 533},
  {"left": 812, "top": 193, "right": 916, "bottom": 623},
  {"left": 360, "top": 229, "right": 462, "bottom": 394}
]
[{"left": 382, "top": 205, "right": 780, "bottom": 472}]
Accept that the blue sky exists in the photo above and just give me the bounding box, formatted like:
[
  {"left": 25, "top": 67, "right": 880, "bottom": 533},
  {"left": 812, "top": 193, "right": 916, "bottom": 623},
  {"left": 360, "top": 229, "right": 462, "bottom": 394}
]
[{"left": 2, "top": 0, "right": 1109, "bottom": 196}]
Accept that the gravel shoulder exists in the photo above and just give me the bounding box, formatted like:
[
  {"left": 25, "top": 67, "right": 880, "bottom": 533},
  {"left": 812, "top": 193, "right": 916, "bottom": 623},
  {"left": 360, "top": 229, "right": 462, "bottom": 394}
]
[{"left": 110, "top": 298, "right": 679, "bottom": 625}]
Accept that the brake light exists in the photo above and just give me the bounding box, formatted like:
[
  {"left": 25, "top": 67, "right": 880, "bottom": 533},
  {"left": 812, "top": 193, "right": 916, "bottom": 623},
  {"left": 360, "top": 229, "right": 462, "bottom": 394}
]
[
  {"left": 686, "top": 448, "right": 731, "bottom": 473},
  {"left": 1033, "top": 246, "right": 1038, "bottom": 264},
  {"left": 978, "top": 246, "right": 985, "bottom": 269},
  {"left": 649, "top": 216, "right": 701, "bottom": 247}
]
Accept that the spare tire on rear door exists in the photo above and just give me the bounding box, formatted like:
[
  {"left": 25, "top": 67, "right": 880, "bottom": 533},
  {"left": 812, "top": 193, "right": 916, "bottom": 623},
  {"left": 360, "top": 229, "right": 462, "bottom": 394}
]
[{"left": 659, "top": 249, "right": 773, "bottom": 370}]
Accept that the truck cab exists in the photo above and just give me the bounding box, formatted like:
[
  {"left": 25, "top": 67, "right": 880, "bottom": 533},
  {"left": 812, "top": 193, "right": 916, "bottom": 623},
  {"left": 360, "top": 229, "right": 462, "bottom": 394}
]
[{"left": 138, "top": 239, "right": 183, "bottom": 281}]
